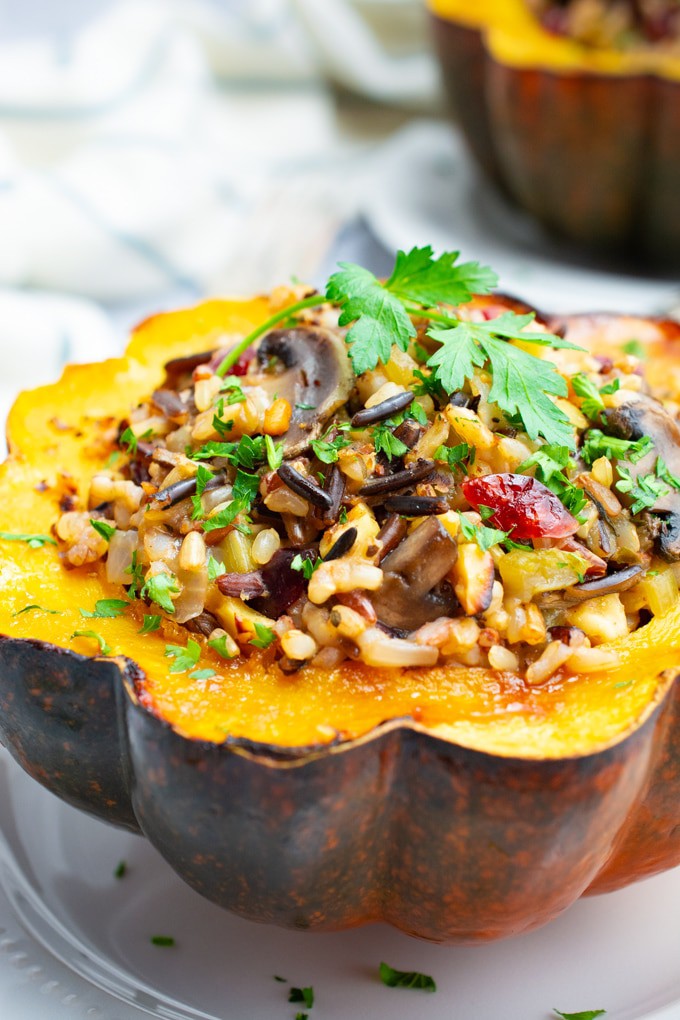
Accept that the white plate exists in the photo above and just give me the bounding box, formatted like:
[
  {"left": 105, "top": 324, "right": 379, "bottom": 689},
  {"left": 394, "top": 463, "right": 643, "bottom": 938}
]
[
  {"left": 0, "top": 747, "right": 678, "bottom": 1020},
  {"left": 362, "top": 122, "right": 680, "bottom": 317}
]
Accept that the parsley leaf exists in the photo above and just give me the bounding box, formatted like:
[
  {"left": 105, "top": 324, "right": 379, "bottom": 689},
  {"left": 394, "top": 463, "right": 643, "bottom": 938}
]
[
  {"left": 80, "top": 599, "right": 128, "bottom": 619},
  {"left": 249, "top": 623, "right": 276, "bottom": 649},
  {"left": 580, "top": 430, "right": 653, "bottom": 465},
  {"left": 90, "top": 519, "right": 116, "bottom": 541},
  {"left": 288, "top": 987, "right": 314, "bottom": 1009},
  {"left": 71, "top": 630, "right": 111, "bottom": 655},
  {"left": 518, "top": 445, "right": 588, "bottom": 518},
  {"left": 139, "top": 614, "right": 161, "bottom": 634},
  {"left": 13, "top": 604, "right": 61, "bottom": 617},
  {"left": 114, "top": 861, "right": 127, "bottom": 879},
  {"left": 119, "top": 426, "right": 138, "bottom": 453},
  {"left": 655, "top": 456, "right": 680, "bottom": 491},
  {"left": 291, "top": 553, "right": 321, "bottom": 580},
  {"left": 265, "top": 434, "right": 284, "bottom": 470},
  {"left": 125, "top": 551, "right": 144, "bottom": 599},
  {"left": 310, "top": 424, "right": 352, "bottom": 464},
  {"left": 141, "top": 572, "right": 180, "bottom": 614},
  {"left": 387, "top": 245, "right": 497, "bottom": 307},
  {"left": 615, "top": 466, "right": 668, "bottom": 514},
  {"left": 434, "top": 442, "right": 470, "bottom": 468},
  {"left": 571, "top": 374, "right": 606, "bottom": 420},
  {"left": 165, "top": 639, "right": 201, "bottom": 673},
  {"left": 208, "top": 634, "right": 237, "bottom": 659},
  {"left": 202, "top": 499, "right": 250, "bottom": 534},
  {"left": 0, "top": 531, "right": 57, "bottom": 549},
  {"left": 373, "top": 424, "right": 409, "bottom": 461},
  {"left": 191, "top": 464, "right": 215, "bottom": 520},
  {"left": 150, "top": 935, "right": 175, "bottom": 948},
  {"left": 379, "top": 962, "right": 436, "bottom": 993},
  {"left": 554, "top": 1011, "right": 606, "bottom": 1020},
  {"left": 621, "top": 339, "right": 646, "bottom": 358},
  {"left": 207, "top": 554, "right": 226, "bottom": 581},
  {"left": 428, "top": 314, "right": 575, "bottom": 446},
  {"left": 458, "top": 514, "right": 509, "bottom": 551},
  {"left": 190, "top": 668, "right": 217, "bottom": 680},
  {"left": 326, "top": 262, "right": 415, "bottom": 375},
  {"left": 232, "top": 469, "right": 260, "bottom": 507}
]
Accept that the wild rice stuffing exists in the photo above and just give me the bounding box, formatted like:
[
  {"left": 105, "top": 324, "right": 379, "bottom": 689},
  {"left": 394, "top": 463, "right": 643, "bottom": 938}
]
[{"left": 56, "top": 260, "right": 680, "bottom": 686}]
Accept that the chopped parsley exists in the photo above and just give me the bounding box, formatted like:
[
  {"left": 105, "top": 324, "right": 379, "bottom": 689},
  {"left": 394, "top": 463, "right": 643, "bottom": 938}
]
[
  {"left": 310, "top": 424, "right": 352, "bottom": 464},
  {"left": 554, "top": 1011, "right": 606, "bottom": 1020},
  {"left": 621, "top": 339, "right": 646, "bottom": 358},
  {"left": 189, "top": 668, "right": 217, "bottom": 680},
  {"left": 232, "top": 469, "right": 260, "bottom": 507},
  {"left": 90, "top": 519, "right": 116, "bottom": 541},
  {"left": 71, "top": 630, "right": 111, "bottom": 655},
  {"left": 191, "top": 464, "right": 215, "bottom": 520},
  {"left": 295, "top": 402, "right": 316, "bottom": 411},
  {"left": 125, "top": 551, "right": 144, "bottom": 599},
  {"left": 291, "top": 553, "right": 321, "bottom": 580},
  {"left": 571, "top": 374, "right": 608, "bottom": 420},
  {"left": 13, "top": 604, "right": 61, "bottom": 617},
  {"left": 114, "top": 860, "right": 127, "bottom": 879},
  {"left": 190, "top": 435, "right": 267, "bottom": 470},
  {"left": 141, "top": 572, "right": 180, "bottom": 614},
  {"left": 119, "top": 426, "right": 138, "bottom": 453},
  {"left": 150, "top": 936, "right": 175, "bottom": 948},
  {"left": 0, "top": 531, "right": 56, "bottom": 549},
  {"left": 655, "top": 456, "right": 680, "bottom": 491},
  {"left": 249, "top": 623, "right": 276, "bottom": 649},
  {"left": 458, "top": 514, "right": 509, "bottom": 552},
  {"left": 580, "top": 430, "right": 653, "bottom": 465},
  {"left": 372, "top": 423, "right": 409, "bottom": 461},
  {"left": 208, "top": 634, "right": 237, "bottom": 659},
  {"left": 139, "top": 614, "right": 162, "bottom": 634},
  {"left": 288, "top": 987, "right": 314, "bottom": 1009},
  {"left": 202, "top": 498, "right": 251, "bottom": 534},
  {"left": 434, "top": 442, "right": 470, "bottom": 469},
  {"left": 379, "top": 962, "right": 436, "bottom": 993},
  {"left": 615, "top": 466, "right": 668, "bottom": 514},
  {"left": 207, "top": 554, "right": 226, "bottom": 581},
  {"left": 518, "top": 445, "right": 587, "bottom": 518},
  {"left": 80, "top": 598, "right": 128, "bottom": 619},
  {"left": 219, "top": 377, "right": 246, "bottom": 402},
  {"left": 265, "top": 434, "right": 284, "bottom": 470},
  {"left": 165, "top": 639, "right": 201, "bottom": 673}
]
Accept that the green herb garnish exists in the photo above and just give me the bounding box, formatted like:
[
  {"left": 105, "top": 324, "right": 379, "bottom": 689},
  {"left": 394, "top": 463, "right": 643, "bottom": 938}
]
[
  {"left": 615, "top": 466, "right": 668, "bottom": 514},
  {"left": 458, "top": 514, "right": 509, "bottom": 552},
  {"left": 372, "top": 423, "right": 409, "bottom": 461},
  {"left": 518, "top": 445, "right": 588, "bottom": 518},
  {"left": 379, "top": 962, "right": 436, "bottom": 993},
  {"left": 71, "top": 630, "right": 111, "bottom": 655},
  {"left": 265, "top": 434, "right": 284, "bottom": 470},
  {"left": 139, "top": 614, "right": 162, "bottom": 634},
  {"left": 655, "top": 456, "right": 680, "bottom": 491},
  {"left": 80, "top": 599, "right": 128, "bottom": 619},
  {"left": 0, "top": 531, "right": 56, "bottom": 549},
  {"left": 165, "top": 639, "right": 201, "bottom": 673},
  {"left": 580, "top": 430, "right": 653, "bottom": 465},
  {"left": 249, "top": 623, "right": 276, "bottom": 649},
  {"left": 141, "top": 573, "right": 180, "bottom": 614},
  {"left": 191, "top": 464, "right": 215, "bottom": 520},
  {"left": 291, "top": 553, "right": 321, "bottom": 580},
  {"left": 90, "top": 519, "right": 116, "bottom": 541},
  {"left": 13, "top": 604, "right": 61, "bottom": 617},
  {"left": 310, "top": 424, "right": 352, "bottom": 465},
  {"left": 125, "top": 551, "right": 144, "bottom": 599},
  {"left": 621, "top": 339, "right": 646, "bottom": 358},
  {"left": 434, "top": 442, "right": 470, "bottom": 469},
  {"left": 208, "top": 634, "right": 237, "bottom": 659},
  {"left": 207, "top": 554, "right": 226, "bottom": 582},
  {"left": 150, "top": 935, "right": 175, "bottom": 948},
  {"left": 554, "top": 1010, "right": 606, "bottom": 1020},
  {"left": 288, "top": 987, "right": 314, "bottom": 1009},
  {"left": 114, "top": 860, "right": 127, "bottom": 879}
]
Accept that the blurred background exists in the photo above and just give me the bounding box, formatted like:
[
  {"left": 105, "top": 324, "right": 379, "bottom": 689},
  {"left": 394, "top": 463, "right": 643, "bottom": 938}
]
[{"left": 0, "top": 0, "right": 678, "bottom": 428}]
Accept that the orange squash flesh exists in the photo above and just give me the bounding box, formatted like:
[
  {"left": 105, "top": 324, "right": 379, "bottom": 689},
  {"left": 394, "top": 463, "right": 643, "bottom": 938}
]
[
  {"left": 0, "top": 294, "right": 679, "bottom": 940},
  {"left": 0, "top": 295, "right": 675, "bottom": 753}
]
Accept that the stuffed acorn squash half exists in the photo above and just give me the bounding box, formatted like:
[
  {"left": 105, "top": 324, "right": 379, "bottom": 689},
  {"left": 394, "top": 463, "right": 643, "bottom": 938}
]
[
  {"left": 0, "top": 247, "right": 679, "bottom": 943},
  {"left": 428, "top": 0, "right": 680, "bottom": 266}
]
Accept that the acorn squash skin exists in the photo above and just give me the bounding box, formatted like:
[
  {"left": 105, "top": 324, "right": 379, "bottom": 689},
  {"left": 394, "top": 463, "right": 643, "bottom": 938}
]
[
  {"left": 429, "top": 2, "right": 680, "bottom": 265},
  {"left": 0, "top": 295, "right": 679, "bottom": 941}
]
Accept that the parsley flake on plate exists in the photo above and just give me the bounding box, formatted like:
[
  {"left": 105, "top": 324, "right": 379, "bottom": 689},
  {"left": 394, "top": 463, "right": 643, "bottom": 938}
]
[{"left": 379, "top": 962, "right": 437, "bottom": 993}]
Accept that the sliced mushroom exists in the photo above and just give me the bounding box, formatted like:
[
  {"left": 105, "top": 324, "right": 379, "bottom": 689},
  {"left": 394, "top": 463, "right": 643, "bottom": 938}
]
[
  {"left": 604, "top": 393, "right": 680, "bottom": 559},
  {"left": 369, "top": 517, "right": 458, "bottom": 630},
  {"left": 538, "top": 563, "right": 646, "bottom": 608},
  {"left": 249, "top": 327, "right": 354, "bottom": 455}
]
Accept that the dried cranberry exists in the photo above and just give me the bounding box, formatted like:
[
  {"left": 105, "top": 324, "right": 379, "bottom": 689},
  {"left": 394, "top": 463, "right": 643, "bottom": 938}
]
[
  {"left": 230, "top": 350, "right": 254, "bottom": 376},
  {"left": 462, "top": 473, "right": 580, "bottom": 540}
]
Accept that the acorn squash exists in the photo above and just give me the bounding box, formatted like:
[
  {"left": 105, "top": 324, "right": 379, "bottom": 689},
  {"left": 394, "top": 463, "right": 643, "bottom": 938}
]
[
  {"left": 0, "top": 295, "right": 679, "bottom": 942},
  {"left": 428, "top": 0, "right": 680, "bottom": 266}
]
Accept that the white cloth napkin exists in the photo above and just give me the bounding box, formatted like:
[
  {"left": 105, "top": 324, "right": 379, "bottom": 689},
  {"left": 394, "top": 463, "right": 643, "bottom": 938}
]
[{"left": 0, "top": 0, "right": 434, "bottom": 302}]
